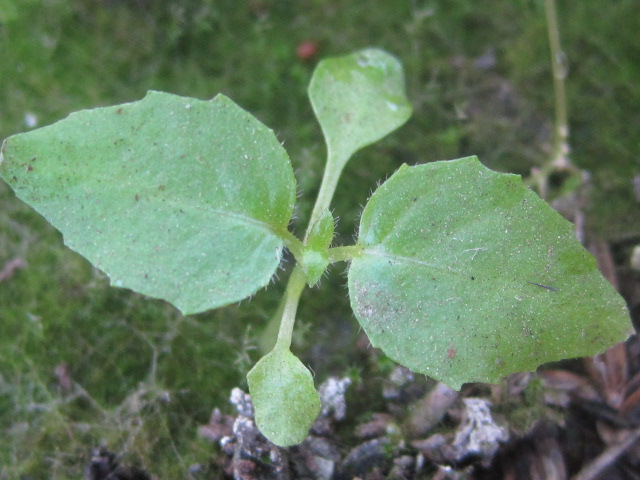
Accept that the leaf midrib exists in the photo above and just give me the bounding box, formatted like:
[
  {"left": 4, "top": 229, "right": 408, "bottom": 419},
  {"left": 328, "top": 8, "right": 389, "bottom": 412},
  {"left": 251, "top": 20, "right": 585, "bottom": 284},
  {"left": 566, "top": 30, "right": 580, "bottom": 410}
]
[{"left": 360, "top": 246, "right": 463, "bottom": 276}]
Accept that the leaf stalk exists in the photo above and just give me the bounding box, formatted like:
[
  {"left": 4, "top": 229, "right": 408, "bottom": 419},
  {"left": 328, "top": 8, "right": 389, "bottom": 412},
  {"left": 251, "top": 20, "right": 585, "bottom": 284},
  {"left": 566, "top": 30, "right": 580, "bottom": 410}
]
[
  {"left": 327, "top": 244, "right": 363, "bottom": 263},
  {"left": 304, "top": 149, "right": 347, "bottom": 242},
  {"left": 275, "top": 265, "right": 307, "bottom": 349}
]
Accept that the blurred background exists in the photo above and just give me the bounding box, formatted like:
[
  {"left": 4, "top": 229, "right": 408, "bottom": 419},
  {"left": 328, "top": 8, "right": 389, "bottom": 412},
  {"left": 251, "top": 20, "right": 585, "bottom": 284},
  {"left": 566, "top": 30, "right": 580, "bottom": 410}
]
[{"left": 1, "top": 1, "right": 638, "bottom": 477}]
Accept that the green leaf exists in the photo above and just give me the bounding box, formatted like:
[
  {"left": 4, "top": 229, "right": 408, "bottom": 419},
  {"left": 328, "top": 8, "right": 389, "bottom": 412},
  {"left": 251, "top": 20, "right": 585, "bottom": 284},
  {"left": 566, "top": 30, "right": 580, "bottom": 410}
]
[
  {"left": 348, "top": 157, "right": 633, "bottom": 389},
  {"left": 0, "top": 91, "right": 296, "bottom": 314},
  {"left": 306, "top": 209, "right": 335, "bottom": 252},
  {"left": 247, "top": 346, "right": 321, "bottom": 447},
  {"left": 309, "top": 48, "right": 412, "bottom": 169},
  {"left": 301, "top": 209, "right": 334, "bottom": 286}
]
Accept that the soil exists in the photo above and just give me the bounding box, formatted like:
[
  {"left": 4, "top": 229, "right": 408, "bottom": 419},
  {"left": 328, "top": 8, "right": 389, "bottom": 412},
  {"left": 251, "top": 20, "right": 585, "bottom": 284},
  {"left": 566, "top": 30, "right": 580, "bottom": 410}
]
[{"left": 192, "top": 340, "right": 640, "bottom": 480}]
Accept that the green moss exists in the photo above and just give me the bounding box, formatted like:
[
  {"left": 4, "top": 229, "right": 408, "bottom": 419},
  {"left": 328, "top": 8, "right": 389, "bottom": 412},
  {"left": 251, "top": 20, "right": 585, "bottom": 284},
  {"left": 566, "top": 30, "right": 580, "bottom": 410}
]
[{"left": 499, "top": 376, "right": 547, "bottom": 435}]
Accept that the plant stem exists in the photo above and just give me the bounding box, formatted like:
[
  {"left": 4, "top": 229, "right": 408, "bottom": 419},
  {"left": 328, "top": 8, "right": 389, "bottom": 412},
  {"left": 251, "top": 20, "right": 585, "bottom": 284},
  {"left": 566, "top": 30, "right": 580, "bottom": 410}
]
[
  {"left": 304, "top": 149, "right": 348, "bottom": 242},
  {"left": 268, "top": 145, "right": 353, "bottom": 352},
  {"left": 327, "top": 244, "right": 363, "bottom": 263},
  {"left": 259, "top": 244, "right": 361, "bottom": 354},
  {"left": 258, "top": 294, "right": 286, "bottom": 353},
  {"left": 274, "top": 264, "right": 307, "bottom": 349},
  {"left": 526, "top": 0, "right": 575, "bottom": 196},
  {"left": 281, "top": 230, "right": 304, "bottom": 263},
  {"left": 544, "top": 0, "right": 571, "bottom": 169}
]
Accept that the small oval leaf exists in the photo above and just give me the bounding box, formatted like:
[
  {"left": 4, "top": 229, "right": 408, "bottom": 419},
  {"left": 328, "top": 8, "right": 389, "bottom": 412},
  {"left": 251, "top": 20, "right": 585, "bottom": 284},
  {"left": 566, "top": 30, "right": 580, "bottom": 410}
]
[
  {"left": 306, "top": 209, "right": 334, "bottom": 252},
  {"left": 301, "top": 209, "right": 334, "bottom": 286},
  {"left": 247, "top": 347, "right": 321, "bottom": 447},
  {"left": 0, "top": 91, "right": 296, "bottom": 314},
  {"left": 348, "top": 157, "right": 633, "bottom": 389},
  {"left": 309, "top": 48, "right": 412, "bottom": 169}
]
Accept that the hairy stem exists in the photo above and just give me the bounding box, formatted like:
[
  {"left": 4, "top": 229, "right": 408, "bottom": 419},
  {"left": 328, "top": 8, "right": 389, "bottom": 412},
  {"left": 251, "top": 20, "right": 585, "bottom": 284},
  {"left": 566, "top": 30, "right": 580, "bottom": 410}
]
[
  {"left": 261, "top": 148, "right": 350, "bottom": 354},
  {"left": 258, "top": 294, "right": 287, "bottom": 353},
  {"left": 281, "top": 230, "right": 305, "bottom": 263},
  {"left": 327, "top": 244, "right": 363, "bottom": 263},
  {"left": 274, "top": 265, "right": 307, "bottom": 349},
  {"left": 260, "top": 244, "right": 361, "bottom": 353},
  {"left": 267, "top": 147, "right": 352, "bottom": 352},
  {"left": 304, "top": 149, "right": 348, "bottom": 242}
]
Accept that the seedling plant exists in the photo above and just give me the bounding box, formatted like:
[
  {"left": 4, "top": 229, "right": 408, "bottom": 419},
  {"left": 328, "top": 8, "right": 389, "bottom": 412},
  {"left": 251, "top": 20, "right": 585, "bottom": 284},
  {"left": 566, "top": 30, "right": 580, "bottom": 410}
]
[{"left": 0, "top": 49, "right": 632, "bottom": 446}]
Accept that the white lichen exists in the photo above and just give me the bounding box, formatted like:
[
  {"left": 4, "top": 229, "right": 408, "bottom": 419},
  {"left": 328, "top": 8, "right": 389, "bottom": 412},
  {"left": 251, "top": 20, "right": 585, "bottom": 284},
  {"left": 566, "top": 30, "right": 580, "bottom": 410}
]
[{"left": 453, "top": 398, "right": 509, "bottom": 460}]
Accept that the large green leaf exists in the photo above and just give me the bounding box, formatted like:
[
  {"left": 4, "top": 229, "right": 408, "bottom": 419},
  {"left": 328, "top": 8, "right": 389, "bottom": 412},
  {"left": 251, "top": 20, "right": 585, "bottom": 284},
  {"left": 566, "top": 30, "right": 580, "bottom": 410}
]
[
  {"left": 0, "top": 91, "right": 296, "bottom": 314},
  {"left": 247, "top": 346, "right": 321, "bottom": 447},
  {"left": 309, "top": 48, "right": 412, "bottom": 170},
  {"left": 348, "top": 157, "right": 633, "bottom": 389}
]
